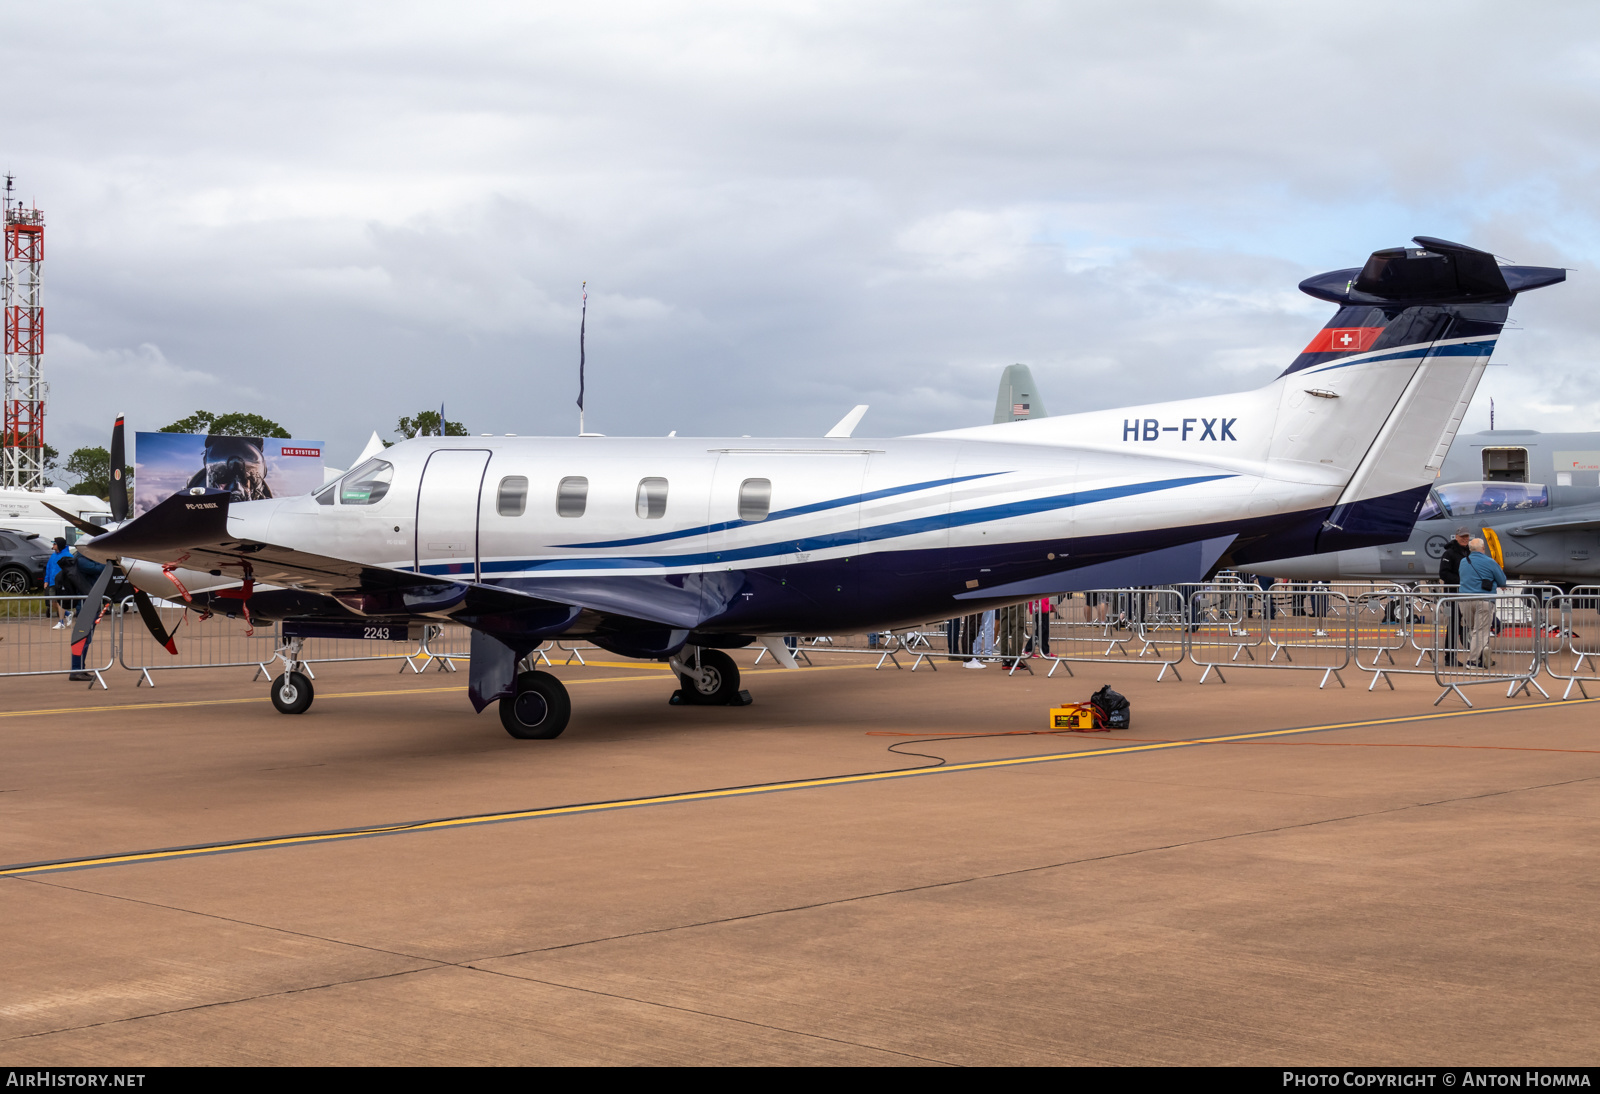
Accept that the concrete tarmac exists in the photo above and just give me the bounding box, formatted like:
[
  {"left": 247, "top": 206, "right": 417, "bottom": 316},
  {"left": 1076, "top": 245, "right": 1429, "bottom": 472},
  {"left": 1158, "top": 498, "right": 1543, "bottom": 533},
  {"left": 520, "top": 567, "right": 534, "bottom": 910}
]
[{"left": 2, "top": 649, "right": 1598, "bottom": 1065}]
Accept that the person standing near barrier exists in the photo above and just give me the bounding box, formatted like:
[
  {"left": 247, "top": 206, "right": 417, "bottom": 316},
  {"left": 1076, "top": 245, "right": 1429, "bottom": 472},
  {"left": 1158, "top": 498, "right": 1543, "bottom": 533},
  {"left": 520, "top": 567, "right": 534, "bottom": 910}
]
[
  {"left": 1459, "top": 537, "right": 1508, "bottom": 669},
  {"left": 44, "top": 537, "right": 70, "bottom": 624},
  {"left": 1439, "top": 526, "right": 1472, "bottom": 666}
]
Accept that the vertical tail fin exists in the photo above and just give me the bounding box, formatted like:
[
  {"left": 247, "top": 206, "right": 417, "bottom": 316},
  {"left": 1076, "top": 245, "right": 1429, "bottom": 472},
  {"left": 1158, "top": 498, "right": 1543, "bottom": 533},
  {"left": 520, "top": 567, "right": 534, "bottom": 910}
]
[
  {"left": 994, "top": 364, "right": 1048, "bottom": 424},
  {"left": 1278, "top": 237, "right": 1564, "bottom": 552}
]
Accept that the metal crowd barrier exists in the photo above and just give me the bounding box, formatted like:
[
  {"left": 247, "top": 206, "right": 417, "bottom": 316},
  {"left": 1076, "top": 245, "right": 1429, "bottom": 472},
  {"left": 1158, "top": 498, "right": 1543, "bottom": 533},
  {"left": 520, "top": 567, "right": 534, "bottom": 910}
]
[
  {"left": 1260, "top": 583, "right": 1354, "bottom": 689},
  {"left": 117, "top": 598, "right": 284, "bottom": 686},
  {"left": 1431, "top": 591, "right": 1548, "bottom": 707},
  {"left": 1044, "top": 589, "right": 1187, "bottom": 681},
  {"left": 1355, "top": 587, "right": 1442, "bottom": 690},
  {"left": 1550, "top": 585, "right": 1600, "bottom": 699},
  {"left": 753, "top": 632, "right": 911, "bottom": 669},
  {"left": 0, "top": 594, "right": 116, "bottom": 688},
  {"left": 1184, "top": 585, "right": 1268, "bottom": 683},
  {"left": 5, "top": 580, "right": 1598, "bottom": 700}
]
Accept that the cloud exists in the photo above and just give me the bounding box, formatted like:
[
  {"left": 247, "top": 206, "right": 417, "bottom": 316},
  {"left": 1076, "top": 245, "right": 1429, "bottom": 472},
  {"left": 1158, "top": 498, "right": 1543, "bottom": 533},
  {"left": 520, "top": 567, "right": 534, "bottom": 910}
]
[{"left": 1, "top": 1, "right": 1595, "bottom": 466}]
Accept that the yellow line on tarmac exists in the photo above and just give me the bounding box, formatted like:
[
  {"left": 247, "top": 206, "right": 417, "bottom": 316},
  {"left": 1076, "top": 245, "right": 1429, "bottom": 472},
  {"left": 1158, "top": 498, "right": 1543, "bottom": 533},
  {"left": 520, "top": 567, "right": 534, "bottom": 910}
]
[
  {"left": 4, "top": 693, "right": 1594, "bottom": 878},
  {"left": 0, "top": 664, "right": 871, "bottom": 721}
]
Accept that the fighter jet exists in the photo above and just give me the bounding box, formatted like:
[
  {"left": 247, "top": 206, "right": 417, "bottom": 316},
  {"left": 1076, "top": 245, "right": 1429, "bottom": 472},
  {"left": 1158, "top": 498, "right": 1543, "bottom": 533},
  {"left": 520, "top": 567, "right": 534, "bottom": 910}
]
[{"left": 1259, "top": 428, "right": 1600, "bottom": 585}]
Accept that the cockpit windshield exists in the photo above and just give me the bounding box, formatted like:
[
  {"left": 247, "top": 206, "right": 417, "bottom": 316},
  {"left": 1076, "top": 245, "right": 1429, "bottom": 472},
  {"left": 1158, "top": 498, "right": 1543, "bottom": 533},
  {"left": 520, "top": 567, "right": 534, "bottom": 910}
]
[
  {"left": 1417, "top": 481, "right": 1549, "bottom": 521},
  {"left": 337, "top": 458, "right": 394, "bottom": 505}
]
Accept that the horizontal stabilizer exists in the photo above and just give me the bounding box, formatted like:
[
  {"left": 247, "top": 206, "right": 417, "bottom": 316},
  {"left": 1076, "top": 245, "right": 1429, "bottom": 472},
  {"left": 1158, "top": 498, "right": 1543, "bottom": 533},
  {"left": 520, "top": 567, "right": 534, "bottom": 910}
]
[
  {"left": 955, "top": 535, "right": 1236, "bottom": 600},
  {"left": 1299, "top": 236, "right": 1565, "bottom": 306}
]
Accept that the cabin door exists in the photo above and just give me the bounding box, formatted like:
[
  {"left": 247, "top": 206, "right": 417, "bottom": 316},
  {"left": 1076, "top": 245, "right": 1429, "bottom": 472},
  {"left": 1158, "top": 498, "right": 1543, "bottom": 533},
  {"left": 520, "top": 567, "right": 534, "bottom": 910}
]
[{"left": 415, "top": 449, "right": 492, "bottom": 581}]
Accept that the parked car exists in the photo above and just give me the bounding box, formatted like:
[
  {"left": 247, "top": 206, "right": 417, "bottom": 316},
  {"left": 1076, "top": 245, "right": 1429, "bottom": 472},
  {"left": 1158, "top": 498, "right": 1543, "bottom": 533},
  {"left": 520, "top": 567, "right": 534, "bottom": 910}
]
[{"left": 0, "top": 528, "right": 51, "bottom": 594}]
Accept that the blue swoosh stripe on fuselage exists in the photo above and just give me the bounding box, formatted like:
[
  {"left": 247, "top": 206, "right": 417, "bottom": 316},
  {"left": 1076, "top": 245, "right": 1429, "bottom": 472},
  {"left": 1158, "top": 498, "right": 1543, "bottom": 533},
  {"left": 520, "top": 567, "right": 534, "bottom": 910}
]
[
  {"left": 560, "top": 471, "right": 1004, "bottom": 549},
  {"left": 1304, "top": 339, "right": 1497, "bottom": 375},
  {"left": 451, "top": 474, "right": 1235, "bottom": 576}
]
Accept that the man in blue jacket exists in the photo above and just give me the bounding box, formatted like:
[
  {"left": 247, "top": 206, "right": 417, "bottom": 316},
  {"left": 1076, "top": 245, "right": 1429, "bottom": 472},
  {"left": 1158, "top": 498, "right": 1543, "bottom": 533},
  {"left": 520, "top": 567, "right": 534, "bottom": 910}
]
[
  {"left": 44, "top": 537, "right": 70, "bottom": 623},
  {"left": 1458, "top": 538, "right": 1509, "bottom": 668}
]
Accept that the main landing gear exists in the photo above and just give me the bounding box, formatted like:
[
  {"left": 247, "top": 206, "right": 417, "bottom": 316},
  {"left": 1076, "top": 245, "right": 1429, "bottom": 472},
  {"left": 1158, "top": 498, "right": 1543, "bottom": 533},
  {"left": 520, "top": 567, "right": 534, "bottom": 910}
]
[
  {"left": 669, "top": 647, "right": 751, "bottom": 706},
  {"left": 499, "top": 670, "right": 571, "bottom": 739}
]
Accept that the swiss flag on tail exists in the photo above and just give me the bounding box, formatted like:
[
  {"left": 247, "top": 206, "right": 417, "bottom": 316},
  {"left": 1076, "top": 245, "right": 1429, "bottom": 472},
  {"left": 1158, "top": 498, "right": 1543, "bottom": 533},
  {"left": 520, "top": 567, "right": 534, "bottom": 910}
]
[{"left": 1302, "top": 326, "right": 1383, "bottom": 354}]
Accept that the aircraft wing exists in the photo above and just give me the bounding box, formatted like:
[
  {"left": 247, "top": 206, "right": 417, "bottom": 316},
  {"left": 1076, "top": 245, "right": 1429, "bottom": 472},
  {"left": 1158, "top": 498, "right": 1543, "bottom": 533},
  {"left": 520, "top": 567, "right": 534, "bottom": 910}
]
[{"left": 74, "top": 490, "right": 680, "bottom": 627}]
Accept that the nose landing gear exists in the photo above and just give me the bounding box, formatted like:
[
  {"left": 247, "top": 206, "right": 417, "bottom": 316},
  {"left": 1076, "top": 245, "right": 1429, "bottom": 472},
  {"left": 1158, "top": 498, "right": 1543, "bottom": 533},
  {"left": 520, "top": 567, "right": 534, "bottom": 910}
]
[
  {"left": 271, "top": 670, "right": 314, "bottom": 714},
  {"left": 267, "top": 637, "right": 315, "bottom": 714}
]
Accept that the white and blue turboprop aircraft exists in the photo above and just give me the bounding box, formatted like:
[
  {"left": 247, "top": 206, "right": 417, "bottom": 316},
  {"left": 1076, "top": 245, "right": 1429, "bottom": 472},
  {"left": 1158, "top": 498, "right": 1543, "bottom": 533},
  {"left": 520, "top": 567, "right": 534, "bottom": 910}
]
[{"left": 60, "top": 236, "right": 1564, "bottom": 739}]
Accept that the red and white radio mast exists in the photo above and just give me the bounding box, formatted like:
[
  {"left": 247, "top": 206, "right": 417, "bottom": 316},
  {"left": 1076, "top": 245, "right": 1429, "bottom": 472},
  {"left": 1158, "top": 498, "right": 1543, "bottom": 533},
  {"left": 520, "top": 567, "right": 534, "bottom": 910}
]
[{"left": 2, "top": 174, "right": 46, "bottom": 491}]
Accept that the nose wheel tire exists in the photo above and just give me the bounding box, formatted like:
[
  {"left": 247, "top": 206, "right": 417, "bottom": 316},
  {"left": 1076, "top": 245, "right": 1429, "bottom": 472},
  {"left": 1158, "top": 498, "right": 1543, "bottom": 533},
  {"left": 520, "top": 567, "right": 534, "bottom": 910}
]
[
  {"left": 499, "top": 670, "right": 571, "bottom": 739},
  {"left": 677, "top": 648, "right": 740, "bottom": 704},
  {"left": 271, "top": 670, "right": 314, "bottom": 715}
]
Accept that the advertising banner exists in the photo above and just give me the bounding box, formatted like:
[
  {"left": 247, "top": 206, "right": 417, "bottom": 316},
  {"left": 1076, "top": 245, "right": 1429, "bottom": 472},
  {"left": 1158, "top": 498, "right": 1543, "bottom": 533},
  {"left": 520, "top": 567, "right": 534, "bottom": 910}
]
[{"left": 134, "top": 433, "right": 326, "bottom": 516}]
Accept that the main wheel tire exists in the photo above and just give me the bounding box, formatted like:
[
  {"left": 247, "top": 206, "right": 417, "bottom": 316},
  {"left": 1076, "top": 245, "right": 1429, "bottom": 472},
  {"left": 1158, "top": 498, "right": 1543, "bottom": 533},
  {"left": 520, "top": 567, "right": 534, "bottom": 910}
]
[
  {"left": 677, "top": 648, "right": 740, "bottom": 705},
  {"left": 0, "top": 567, "right": 31, "bottom": 594},
  {"left": 499, "top": 670, "right": 571, "bottom": 739},
  {"left": 271, "top": 670, "right": 314, "bottom": 714}
]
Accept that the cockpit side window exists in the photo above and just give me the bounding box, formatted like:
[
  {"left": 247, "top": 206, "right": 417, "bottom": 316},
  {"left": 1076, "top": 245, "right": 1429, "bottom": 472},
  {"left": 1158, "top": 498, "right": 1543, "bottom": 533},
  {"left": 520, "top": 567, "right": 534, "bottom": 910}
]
[
  {"left": 340, "top": 459, "right": 394, "bottom": 505},
  {"left": 1432, "top": 480, "right": 1549, "bottom": 517},
  {"left": 1417, "top": 489, "right": 1444, "bottom": 522}
]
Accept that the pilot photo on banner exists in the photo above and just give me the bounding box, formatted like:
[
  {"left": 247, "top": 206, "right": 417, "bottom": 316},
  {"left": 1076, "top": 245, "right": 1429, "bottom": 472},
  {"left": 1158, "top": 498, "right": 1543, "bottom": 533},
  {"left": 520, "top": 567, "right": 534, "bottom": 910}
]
[{"left": 134, "top": 432, "right": 327, "bottom": 516}]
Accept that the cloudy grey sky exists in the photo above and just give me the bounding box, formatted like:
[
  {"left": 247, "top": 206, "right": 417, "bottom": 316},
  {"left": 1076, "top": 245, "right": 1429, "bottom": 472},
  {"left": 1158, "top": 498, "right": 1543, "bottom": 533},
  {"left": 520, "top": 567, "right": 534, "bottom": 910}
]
[{"left": 8, "top": 1, "right": 1600, "bottom": 470}]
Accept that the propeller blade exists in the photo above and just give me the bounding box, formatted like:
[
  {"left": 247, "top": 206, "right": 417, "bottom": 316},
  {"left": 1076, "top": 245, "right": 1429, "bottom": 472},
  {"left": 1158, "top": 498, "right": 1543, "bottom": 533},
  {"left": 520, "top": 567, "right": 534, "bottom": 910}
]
[
  {"left": 132, "top": 586, "right": 179, "bottom": 655},
  {"left": 109, "top": 414, "right": 128, "bottom": 523},
  {"left": 69, "top": 563, "right": 115, "bottom": 649}
]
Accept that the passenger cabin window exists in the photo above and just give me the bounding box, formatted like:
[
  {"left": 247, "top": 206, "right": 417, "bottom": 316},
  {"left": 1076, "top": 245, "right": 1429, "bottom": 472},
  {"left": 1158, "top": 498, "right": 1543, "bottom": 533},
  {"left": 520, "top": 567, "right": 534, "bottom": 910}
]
[
  {"left": 636, "top": 477, "right": 668, "bottom": 519},
  {"left": 739, "top": 478, "right": 772, "bottom": 521},
  {"left": 557, "top": 476, "right": 588, "bottom": 518},
  {"left": 1482, "top": 447, "right": 1528, "bottom": 483},
  {"left": 497, "top": 476, "right": 528, "bottom": 517},
  {"left": 340, "top": 459, "right": 394, "bottom": 505}
]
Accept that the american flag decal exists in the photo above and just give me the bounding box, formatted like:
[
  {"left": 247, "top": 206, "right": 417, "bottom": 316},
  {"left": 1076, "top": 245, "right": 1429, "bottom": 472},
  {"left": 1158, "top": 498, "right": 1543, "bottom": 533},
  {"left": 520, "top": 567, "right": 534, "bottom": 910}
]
[{"left": 1012, "top": 403, "right": 1029, "bottom": 415}]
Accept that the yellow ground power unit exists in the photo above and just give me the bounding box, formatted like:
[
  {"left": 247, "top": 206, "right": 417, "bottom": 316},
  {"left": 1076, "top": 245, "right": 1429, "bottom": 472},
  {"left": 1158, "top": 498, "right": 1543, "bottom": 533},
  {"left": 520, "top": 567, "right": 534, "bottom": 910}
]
[{"left": 1049, "top": 703, "right": 1097, "bottom": 731}]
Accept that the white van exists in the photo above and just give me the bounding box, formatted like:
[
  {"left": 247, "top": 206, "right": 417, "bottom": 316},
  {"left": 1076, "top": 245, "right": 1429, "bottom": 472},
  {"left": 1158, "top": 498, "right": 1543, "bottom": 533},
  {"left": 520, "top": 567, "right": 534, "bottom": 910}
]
[{"left": 0, "top": 487, "right": 113, "bottom": 544}]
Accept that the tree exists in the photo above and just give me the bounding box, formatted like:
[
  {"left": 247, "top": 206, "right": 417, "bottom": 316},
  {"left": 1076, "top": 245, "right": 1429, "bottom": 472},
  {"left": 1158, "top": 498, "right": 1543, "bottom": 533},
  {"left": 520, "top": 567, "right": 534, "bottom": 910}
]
[
  {"left": 62, "top": 446, "right": 125, "bottom": 498},
  {"left": 396, "top": 410, "right": 468, "bottom": 439},
  {"left": 160, "top": 411, "right": 291, "bottom": 438}
]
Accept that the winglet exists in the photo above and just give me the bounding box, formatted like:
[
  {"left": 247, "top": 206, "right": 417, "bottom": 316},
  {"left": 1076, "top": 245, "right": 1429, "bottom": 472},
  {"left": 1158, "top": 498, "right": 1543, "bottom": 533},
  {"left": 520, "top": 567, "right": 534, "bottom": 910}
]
[{"left": 825, "top": 405, "right": 869, "bottom": 438}]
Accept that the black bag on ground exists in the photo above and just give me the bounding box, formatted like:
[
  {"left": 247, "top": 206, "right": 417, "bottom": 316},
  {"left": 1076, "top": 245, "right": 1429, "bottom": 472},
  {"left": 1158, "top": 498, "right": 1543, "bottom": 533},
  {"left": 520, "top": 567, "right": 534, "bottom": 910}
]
[{"left": 1090, "top": 684, "right": 1130, "bottom": 730}]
